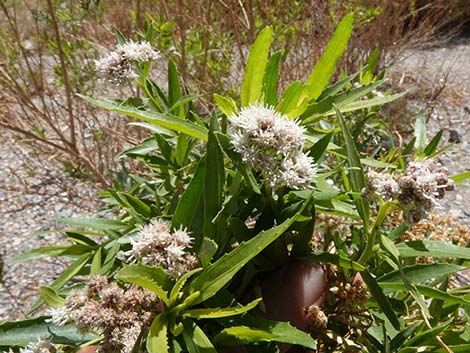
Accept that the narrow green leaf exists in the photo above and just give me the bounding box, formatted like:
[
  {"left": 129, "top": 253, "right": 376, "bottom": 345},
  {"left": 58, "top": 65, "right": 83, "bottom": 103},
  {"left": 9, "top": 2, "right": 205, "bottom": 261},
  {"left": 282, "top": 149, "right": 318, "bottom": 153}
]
[
  {"left": 276, "top": 81, "right": 307, "bottom": 118},
  {"left": 90, "top": 248, "right": 102, "bottom": 275},
  {"left": 119, "top": 192, "right": 151, "bottom": 218},
  {"left": 302, "top": 79, "right": 386, "bottom": 121},
  {"left": 308, "top": 252, "right": 365, "bottom": 271},
  {"left": 183, "top": 298, "right": 261, "bottom": 319},
  {"left": 378, "top": 263, "right": 465, "bottom": 283},
  {"left": 213, "top": 318, "right": 316, "bottom": 349},
  {"left": 175, "top": 134, "right": 189, "bottom": 166},
  {"left": 380, "top": 282, "right": 470, "bottom": 305},
  {"left": 78, "top": 95, "right": 208, "bottom": 141},
  {"left": 147, "top": 313, "right": 169, "bottom": 353},
  {"left": 187, "top": 192, "right": 313, "bottom": 304},
  {"left": 204, "top": 117, "right": 225, "bottom": 245},
  {"left": 57, "top": 217, "right": 128, "bottom": 231},
  {"left": 303, "top": 92, "right": 406, "bottom": 122},
  {"left": 116, "top": 264, "right": 171, "bottom": 304},
  {"left": 397, "top": 240, "right": 470, "bottom": 259},
  {"left": 169, "top": 268, "right": 203, "bottom": 306},
  {"left": 389, "top": 321, "right": 422, "bottom": 351},
  {"left": 263, "top": 51, "right": 282, "bottom": 106},
  {"left": 361, "top": 271, "right": 401, "bottom": 330},
  {"left": 0, "top": 317, "right": 95, "bottom": 346},
  {"left": 363, "top": 48, "right": 380, "bottom": 83},
  {"left": 335, "top": 105, "right": 369, "bottom": 227},
  {"left": 38, "top": 286, "right": 65, "bottom": 308},
  {"left": 197, "top": 238, "right": 218, "bottom": 268},
  {"left": 183, "top": 320, "right": 218, "bottom": 353},
  {"left": 214, "top": 94, "right": 238, "bottom": 117},
  {"left": 172, "top": 156, "right": 206, "bottom": 242},
  {"left": 424, "top": 130, "right": 443, "bottom": 156},
  {"left": 403, "top": 318, "right": 452, "bottom": 347},
  {"left": 317, "top": 70, "right": 361, "bottom": 101},
  {"left": 451, "top": 171, "right": 470, "bottom": 184},
  {"left": 168, "top": 60, "right": 183, "bottom": 116},
  {"left": 305, "top": 14, "right": 353, "bottom": 100},
  {"left": 388, "top": 221, "right": 409, "bottom": 241},
  {"left": 360, "top": 158, "right": 396, "bottom": 169},
  {"left": 15, "top": 245, "right": 72, "bottom": 262},
  {"left": 241, "top": 27, "right": 273, "bottom": 106},
  {"left": 100, "top": 241, "right": 120, "bottom": 275},
  {"left": 309, "top": 132, "right": 332, "bottom": 162},
  {"left": 30, "top": 253, "right": 91, "bottom": 312}
]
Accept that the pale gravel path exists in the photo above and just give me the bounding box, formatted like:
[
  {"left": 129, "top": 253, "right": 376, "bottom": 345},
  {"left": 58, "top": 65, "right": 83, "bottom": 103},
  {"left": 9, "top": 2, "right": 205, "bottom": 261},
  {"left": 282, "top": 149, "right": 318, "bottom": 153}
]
[
  {"left": 0, "top": 135, "right": 100, "bottom": 321},
  {"left": 391, "top": 38, "right": 470, "bottom": 225}
]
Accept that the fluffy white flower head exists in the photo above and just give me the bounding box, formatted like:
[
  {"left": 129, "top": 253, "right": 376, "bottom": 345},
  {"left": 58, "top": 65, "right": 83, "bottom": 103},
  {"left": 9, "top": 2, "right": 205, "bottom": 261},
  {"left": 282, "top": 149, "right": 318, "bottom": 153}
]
[
  {"left": 130, "top": 219, "right": 198, "bottom": 277},
  {"left": 95, "top": 40, "right": 160, "bottom": 83},
  {"left": 230, "top": 103, "right": 316, "bottom": 191}
]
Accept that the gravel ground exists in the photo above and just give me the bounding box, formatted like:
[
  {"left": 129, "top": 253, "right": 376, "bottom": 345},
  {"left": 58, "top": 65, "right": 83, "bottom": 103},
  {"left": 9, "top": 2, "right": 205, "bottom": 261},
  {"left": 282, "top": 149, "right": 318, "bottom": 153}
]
[
  {"left": 391, "top": 38, "right": 470, "bottom": 225},
  {"left": 0, "top": 38, "right": 469, "bottom": 323},
  {"left": 0, "top": 135, "right": 99, "bottom": 321}
]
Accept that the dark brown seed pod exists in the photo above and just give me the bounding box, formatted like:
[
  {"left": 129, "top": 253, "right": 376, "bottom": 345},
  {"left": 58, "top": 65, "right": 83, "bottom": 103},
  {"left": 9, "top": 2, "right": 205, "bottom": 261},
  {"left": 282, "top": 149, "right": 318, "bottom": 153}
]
[{"left": 260, "top": 259, "right": 327, "bottom": 330}]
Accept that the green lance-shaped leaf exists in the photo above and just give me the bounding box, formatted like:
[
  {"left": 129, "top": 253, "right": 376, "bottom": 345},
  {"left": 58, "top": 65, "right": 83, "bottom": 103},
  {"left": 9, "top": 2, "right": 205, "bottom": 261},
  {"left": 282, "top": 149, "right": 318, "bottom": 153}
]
[
  {"left": 378, "top": 263, "right": 465, "bottom": 283},
  {"left": 169, "top": 268, "right": 203, "bottom": 306},
  {"left": 204, "top": 116, "right": 225, "bottom": 246},
  {"left": 168, "top": 60, "right": 183, "bottom": 117},
  {"left": 361, "top": 270, "right": 401, "bottom": 330},
  {"left": 172, "top": 156, "right": 206, "bottom": 247},
  {"left": 213, "top": 317, "right": 316, "bottom": 349},
  {"left": 397, "top": 240, "right": 470, "bottom": 259},
  {"left": 116, "top": 264, "right": 172, "bottom": 305},
  {"left": 186, "top": 191, "right": 313, "bottom": 305},
  {"left": 118, "top": 192, "right": 151, "bottom": 218},
  {"left": 263, "top": 51, "right": 282, "bottom": 106},
  {"left": 241, "top": 26, "right": 273, "bottom": 107},
  {"left": 214, "top": 94, "right": 238, "bottom": 117},
  {"left": 38, "top": 286, "right": 65, "bottom": 308},
  {"left": 78, "top": 95, "right": 208, "bottom": 141},
  {"left": 307, "top": 252, "right": 365, "bottom": 272},
  {"left": 57, "top": 217, "right": 128, "bottom": 231},
  {"left": 335, "top": 105, "right": 369, "bottom": 228},
  {"left": 379, "top": 282, "right": 470, "bottom": 306},
  {"left": 147, "top": 313, "right": 169, "bottom": 353},
  {"left": 403, "top": 318, "right": 453, "bottom": 348},
  {"left": 182, "top": 298, "right": 261, "bottom": 319},
  {"left": 305, "top": 14, "right": 353, "bottom": 101},
  {"left": 30, "top": 253, "right": 91, "bottom": 312},
  {"left": 277, "top": 81, "right": 309, "bottom": 118},
  {"left": 451, "top": 171, "right": 470, "bottom": 184},
  {"left": 182, "top": 320, "right": 218, "bottom": 353},
  {"left": 0, "top": 317, "right": 96, "bottom": 346}
]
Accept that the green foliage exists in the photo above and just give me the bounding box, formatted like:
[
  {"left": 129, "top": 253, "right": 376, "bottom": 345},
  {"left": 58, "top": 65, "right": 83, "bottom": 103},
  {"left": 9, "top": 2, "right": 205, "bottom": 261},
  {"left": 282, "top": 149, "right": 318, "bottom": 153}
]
[{"left": 4, "top": 15, "right": 470, "bottom": 353}]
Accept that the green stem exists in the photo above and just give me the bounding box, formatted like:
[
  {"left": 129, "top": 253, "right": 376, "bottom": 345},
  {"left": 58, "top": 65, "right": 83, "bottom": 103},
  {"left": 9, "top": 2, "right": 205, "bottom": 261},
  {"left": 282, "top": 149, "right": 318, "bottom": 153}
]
[{"left": 358, "top": 201, "right": 394, "bottom": 265}]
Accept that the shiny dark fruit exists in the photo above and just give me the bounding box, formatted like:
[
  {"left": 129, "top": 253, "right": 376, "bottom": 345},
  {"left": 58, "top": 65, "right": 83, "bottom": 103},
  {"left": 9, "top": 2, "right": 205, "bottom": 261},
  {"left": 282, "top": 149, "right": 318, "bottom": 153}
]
[{"left": 260, "top": 260, "right": 327, "bottom": 330}]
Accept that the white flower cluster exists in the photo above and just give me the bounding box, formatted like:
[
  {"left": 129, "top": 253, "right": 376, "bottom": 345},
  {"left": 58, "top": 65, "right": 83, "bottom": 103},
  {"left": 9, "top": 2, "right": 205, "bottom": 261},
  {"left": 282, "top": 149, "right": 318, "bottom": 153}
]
[
  {"left": 398, "top": 160, "right": 455, "bottom": 222},
  {"left": 47, "top": 276, "right": 158, "bottom": 353},
  {"left": 367, "top": 170, "right": 399, "bottom": 201},
  {"left": 130, "top": 219, "right": 198, "bottom": 278},
  {"left": 95, "top": 40, "right": 159, "bottom": 83},
  {"left": 15, "top": 338, "right": 58, "bottom": 353},
  {"left": 230, "top": 104, "right": 316, "bottom": 191}
]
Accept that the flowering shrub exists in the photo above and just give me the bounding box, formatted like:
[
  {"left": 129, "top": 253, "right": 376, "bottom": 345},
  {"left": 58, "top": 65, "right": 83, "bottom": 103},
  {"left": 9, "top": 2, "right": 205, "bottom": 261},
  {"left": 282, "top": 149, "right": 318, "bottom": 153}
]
[{"left": 2, "top": 14, "right": 470, "bottom": 353}]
